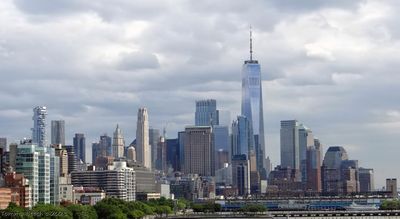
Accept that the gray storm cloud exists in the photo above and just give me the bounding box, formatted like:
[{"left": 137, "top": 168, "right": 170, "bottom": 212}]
[{"left": 0, "top": 0, "right": 399, "bottom": 186}]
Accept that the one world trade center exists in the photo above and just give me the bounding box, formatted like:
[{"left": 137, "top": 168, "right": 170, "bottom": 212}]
[{"left": 241, "top": 29, "right": 267, "bottom": 179}]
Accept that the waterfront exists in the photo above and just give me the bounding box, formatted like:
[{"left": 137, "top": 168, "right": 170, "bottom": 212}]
[{"left": 168, "top": 211, "right": 400, "bottom": 219}]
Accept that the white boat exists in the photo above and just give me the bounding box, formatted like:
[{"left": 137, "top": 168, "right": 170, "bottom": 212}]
[{"left": 344, "top": 202, "right": 378, "bottom": 211}]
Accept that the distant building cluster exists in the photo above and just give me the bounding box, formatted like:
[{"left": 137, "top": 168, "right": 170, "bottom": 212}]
[{"left": 0, "top": 32, "right": 396, "bottom": 210}]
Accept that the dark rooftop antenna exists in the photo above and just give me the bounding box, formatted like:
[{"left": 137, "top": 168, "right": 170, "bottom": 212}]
[{"left": 250, "top": 25, "right": 253, "bottom": 61}]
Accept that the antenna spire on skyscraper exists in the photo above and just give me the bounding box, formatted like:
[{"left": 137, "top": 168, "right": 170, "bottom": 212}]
[{"left": 250, "top": 25, "right": 253, "bottom": 61}]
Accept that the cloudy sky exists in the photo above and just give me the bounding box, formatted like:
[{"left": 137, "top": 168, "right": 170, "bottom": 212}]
[{"left": 1, "top": 0, "right": 400, "bottom": 187}]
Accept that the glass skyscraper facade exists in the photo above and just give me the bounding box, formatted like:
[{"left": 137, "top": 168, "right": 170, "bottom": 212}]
[
  {"left": 195, "top": 99, "right": 219, "bottom": 126},
  {"left": 280, "top": 120, "right": 300, "bottom": 170},
  {"left": 241, "top": 33, "right": 266, "bottom": 178},
  {"left": 73, "top": 133, "right": 86, "bottom": 163},
  {"left": 51, "top": 120, "right": 65, "bottom": 146},
  {"left": 231, "top": 115, "right": 254, "bottom": 158},
  {"left": 16, "top": 140, "right": 52, "bottom": 206},
  {"left": 32, "top": 106, "right": 47, "bottom": 147},
  {"left": 213, "top": 125, "right": 229, "bottom": 151},
  {"left": 16, "top": 141, "right": 39, "bottom": 205}
]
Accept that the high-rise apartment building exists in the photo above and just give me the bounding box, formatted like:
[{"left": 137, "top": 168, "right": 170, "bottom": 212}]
[
  {"left": 16, "top": 139, "right": 51, "bottom": 206},
  {"left": 195, "top": 99, "right": 219, "bottom": 126},
  {"left": 241, "top": 30, "right": 266, "bottom": 178},
  {"left": 48, "top": 148, "right": 60, "bottom": 205},
  {"left": 51, "top": 120, "right": 65, "bottom": 146},
  {"left": 112, "top": 125, "right": 125, "bottom": 159},
  {"left": 136, "top": 108, "right": 151, "bottom": 169},
  {"left": 54, "top": 145, "right": 68, "bottom": 177},
  {"left": 149, "top": 128, "right": 160, "bottom": 170},
  {"left": 183, "top": 126, "right": 214, "bottom": 176},
  {"left": 71, "top": 161, "right": 136, "bottom": 201},
  {"left": 9, "top": 143, "right": 18, "bottom": 171},
  {"left": 73, "top": 133, "right": 86, "bottom": 163},
  {"left": 32, "top": 106, "right": 47, "bottom": 147},
  {"left": 64, "top": 145, "right": 77, "bottom": 174}
]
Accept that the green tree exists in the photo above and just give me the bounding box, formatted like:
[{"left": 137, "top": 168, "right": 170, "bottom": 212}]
[
  {"left": 31, "top": 204, "right": 72, "bottom": 219},
  {"left": 66, "top": 204, "right": 97, "bottom": 219},
  {"left": 1, "top": 202, "right": 33, "bottom": 219},
  {"left": 176, "top": 199, "right": 187, "bottom": 211},
  {"left": 239, "top": 204, "right": 267, "bottom": 213},
  {"left": 108, "top": 212, "right": 127, "bottom": 219},
  {"left": 202, "top": 202, "right": 221, "bottom": 212},
  {"left": 380, "top": 200, "right": 400, "bottom": 210},
  {"left": 127, "top": 210, "right": 144, "bottom": 219},
  {"left": 94, "top": 201, "right": 125, "bottom": 219},
  {"left": 127, "top": 201, "right": 153, "bottom": 215},
  {"left": 154, "top": 205, "right": 173, "bottom": 217},
  {"left": 192, "top": 203, "right": 204, "bottom": 212}
]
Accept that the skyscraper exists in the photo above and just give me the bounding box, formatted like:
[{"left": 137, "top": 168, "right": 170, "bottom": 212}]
[
  {"left": 299, "top": 125, "right": 314, "bottom": 183},
  {"left": 65, "top": 145, "right": 77, "bottom": 174},
  {"left": 149, "top": 128, "right": 160, "bottom": 170},
  {"left": 241, "top": 29, "right": 266, "bottom": 178},
  {"left": 51, "top": 120, "right": 65, "bottom": 146},
  {"left": 166, "top": 138, "right": 180, "bottom": 172},
  {"left": 91, "top": 142, "right": 100, "bottom": 164},
  {"left": 99, "top": 134, "right": 112, "bottom": 158},
  {"left": 306, "top": 145, "right": 322, "bottom": 192},
  {"left": 32, "top": 106, "right": 47, "bottom": 147},
  {"left": 156, "top": 136, "right": 167, "bottom": 174},
  {"left": 183, "top": 126, "right": 214, "bottom": 176},
  {"left": 9, "top": 143, "right": 17, "bottom": 171},
  {"left": 322, "top": 146, "right": 349, "bottom": 194},
  {"left": 112, "top": 125, "right": 125, "bottom": 159},
  {"left": 136, "top": 108, "right": 151, "bottom": 169},
  {"left": 0, "top": 138, "right": 6, "bottom": 150},
  {"left": 359, "top": 168, "right": 374, "bottom": 192},
  {"left": 280, "top": 120, "right": 300, "bottom": 170},
  {"left": 178, "top": 131, "right": 185, "bottom": 171},
  {"left": 73, "top": 133, "right": 86, "bottom": 163},
  {"left": 195, "top": 99, "right": 219, "bottom": 126},
  {"left": 213, "top": 126, "right": 229, "bottom": 151},
  {"left": 127, "top": 146, "right": 136, "bottom": 162},
  {"left": 386, "top": 178, "right": 398, "bottom": 198},
  {"left": 231, "top": 115, "right": 254, "bottom": 158},
  {"left": 54, "top": 145, "right": 68, "bottom": 177},
  {"left": 0, "top": 138, "right": 6, "bottom": 170},
  {"left": 232, "top": 154, "right": 250, "bottom": 196},
  {"left": 16, "top": 139, "right": 51, "bottom": 206}
]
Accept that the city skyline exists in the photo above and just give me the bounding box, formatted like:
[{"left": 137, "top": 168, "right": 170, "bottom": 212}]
[{"left": 1, "top": 0, "right": 400, "bottom": 187}]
